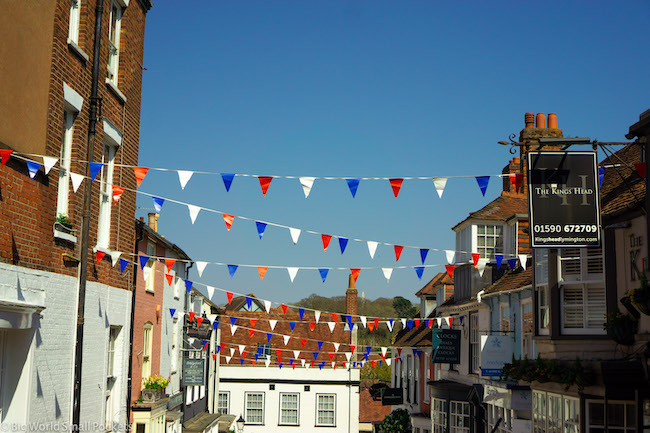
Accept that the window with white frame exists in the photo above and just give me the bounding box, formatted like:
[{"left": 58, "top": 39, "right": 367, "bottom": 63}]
[
  {"left": 432, "top": 398, "right": 448, "bottom": 433},
  {"left": 535, "top": 248, "right": 550, "bottom": 335},
  {"left": 450, "top": 401, "right": 470, "bottom": 433},
  {"left": 217, "top": 392, "right": 229, "bottom": 415},
  {"left": 559, "top": 247, "right": 604, "bottom": 283},
  {"left": 316, "top": 394, "right": 336, "bottom": 427},
  {"left": 469, "top": 312, "right": 480, "bottom": 374},
  {"left": 107, "top": 0, "right": 123, "bottom": 84},
  {"left": 488, "top": 404, "right": 513, "bottom": 433},
  {"left": 68, "top": 0, "right": 81, "bottom": 44},
  {"left": 533, "top": 391, "right": 580, "bottom": 433},
  {"left": 455, "top": 226, "right": 471, "bottom": 263},
  {"left": 500, "top": 303, "right": 510, "bottom": 333},
  {"left": 561, "top": 284, "right": 606, "bottom": 334},
  {"left": 587, "top": 400, "right": 635, "bottom": 433},
  {"left": 279, "top": 393, "right": 299, "bottom": 426},
  {"left": 245, "top": 392, "right": 265, "bottom": 425},
  {"left": 141, "top": 322, "right": 152, "bottom": 387},
  {"left": 57, "top": 111, "right": 75, "bottom": 219},
  {"left": 171, "top": 318, "right": 179, "bottom": 373},
  {"left": 521, "top": 300, "right": 534, "bottom": 359},
  {"left": 97, "top": 142, "right": 117, "bottom": 248},
  {"left": 257, "top": 344, "right": 272, "bottom": 357},
  {"left": 145, "top": 242, "right": 156, "bottom": 292},
  {"left": 477, "top": 224, "right": 504, "bottom": 259}
]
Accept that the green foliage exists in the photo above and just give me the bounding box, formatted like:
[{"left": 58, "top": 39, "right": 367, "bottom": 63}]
[
  {"left": 379, "top": 408, "right": 412, "bottom": 433},
  {"left": 501, "top": 355, "right": 592, "bottom": 392},
  {"left": 392, "top": 296, "right": 417, "bottom": 318},
  {"left": 360, "top": 361, "right": 391, "bottom": 382},
  {"left": 56, "top": 213, "right": 72, "bottom": 225}
]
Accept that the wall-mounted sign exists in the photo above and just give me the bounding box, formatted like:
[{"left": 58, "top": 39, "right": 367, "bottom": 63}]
[
  {"left": 431, "top": 329, "right": 461, "bottom": 364},
  {"left": 167, "top": 392, "right": 183, "bottom": 410},
  {"left": 182, "top": 358, "right": 205, "bottom": 386},
  {"left": 528, "top": 151, "right": 601, "bottom": 247},
  {"left": 480, "top": 335, "right": 513, "bottom": 377},
  {"left": 381, "top": 388, "right": 404, "bottom": 406}
]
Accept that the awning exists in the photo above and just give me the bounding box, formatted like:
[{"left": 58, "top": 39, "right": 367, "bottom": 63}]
[{"left": 428, "top": 379, "right": 472, "bottom": 401}]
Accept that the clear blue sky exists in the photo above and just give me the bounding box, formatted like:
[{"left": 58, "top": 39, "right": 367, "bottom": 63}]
[{"left": 136, "top": 1, "right": 650, "bottom": 306}]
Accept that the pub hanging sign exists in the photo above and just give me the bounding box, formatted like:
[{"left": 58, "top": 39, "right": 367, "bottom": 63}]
[{"left": 528, "top": 151, "right": 601, "bottom": 248}]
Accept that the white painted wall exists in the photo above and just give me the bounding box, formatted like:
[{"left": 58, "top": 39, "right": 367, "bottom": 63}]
[{"left": 160, "top": 262, "right": 186, "bottom": 397}]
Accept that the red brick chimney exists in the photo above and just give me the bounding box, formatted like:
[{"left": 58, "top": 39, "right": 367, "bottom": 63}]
[
  {"left": 346, "top": 273, "right": 358, "bottom": 317},
  {"left": 518, "top": 112, "right": 564, "bottom": 194},
  {"left": 147, "top": 212, "right": 158, "bottom": 232}
]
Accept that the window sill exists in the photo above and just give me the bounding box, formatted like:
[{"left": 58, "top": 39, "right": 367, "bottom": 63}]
[
  {"left": 145, "top": 288, "right": 155, "bottom": 294},
  {"left": 278, "top": 424, "right": 300, "bottom": 427},
  {"left": 67, "top": 38, "right": 89, "bottom": 62},
  {"left": 105, "top": 78, "right": 127, "bottom": 103},
  {"left": 54, "top": 229, "right": 77, "bottom": 244}
]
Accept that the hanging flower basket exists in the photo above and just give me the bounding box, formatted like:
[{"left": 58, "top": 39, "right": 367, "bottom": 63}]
[
  {"left": 628, "top": 275, "right": 650, "bottom": 316},
  {"left": 604, "top": 309, "right": 638, "bottom": 346}
]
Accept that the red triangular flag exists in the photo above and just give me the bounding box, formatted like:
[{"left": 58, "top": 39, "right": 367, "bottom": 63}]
[
  {"left": 165, "top": 274, "right": 174, "bottom": 286},
  {"left": 227, "top": 292, "right": 234, "bottom": 304},
  {"left": 445, "top": 264, "right": 455, "bottom": 278},
  {"left": 394, "top": 245, "right": 404, "bottom": 261},
  {"left": 189, "top": 312, "right": 196, "bottom": 322},
  {"left": 328, "top": 353, "right": 335, "bottom": 362},
  {"left": 414, "top": 318, "right": 420, "bottom": 328},
  {"left": 371, "top": 360, "right": 377, "bottom": 367},
  {"left": 333, "top": 362, "right": 338, "bottom": 370},
  {"left": 248, "top": 329, "right": 255, "bottom": 338},
  {"left": 397, "top": 348, "right": 402, "bottom": 357},
  {"left": 257, "top": 266, "right": 268, "bottom": 280},
  {"left": 374, "top": 318, "right": 380, "bottom": 329},
  {"left": 212, "top": 354, "right": 217, "bottom": 361},
  {"left": 321, "top": 234, "right": 332, "bottom": 251},
  {"left": 368, "top": 322, "right": 375, "bottom": 332},
  {"left": 197, "top": 317, "right": 204, "bottom": 327},
  {"left": 292, "top": 363, "right": 296, "bottom": 370},
  {"left": 0, "top": 149, "right": 13, "bottom": 167},
  {"left": 389, "top": 178, "right": 404, "bottom": 197},
  {"left": 448, "top": 317, "right": 454, "bottom": 327},
  {"left": 311, "top": 360, "right": 315, "bottom": 367},
  {"left": 96, "top": 251, "right": 106, "bottom": 264},
  {"left": 309, "top": 322, "right": 316, "bottom": 331},
  {"left": 133, "top": 167, "right": 149, "bottom": 188},
  {"left": 250, "top": 318, "right": 258, "bottom": 328},
  {"left": 427, "top": 319, "right": 433, "bottom": 328},
  {"left": 165, "top": 259, "right": 176, "bottom": 273},
  {"left": 350, "top": 345, "right": 356, "bottom": 353},
  {"left": 252, "top": 360, "right": 257, "bottom": 367},
  {"left": 508, "top": 173, "right": 524, "bottom": 192},
  {"left": 381, "top": 352, "right": 387, "bottom": 360},
  {"left": 331, "top": 312, "right": 338, "bottom": 322},
  {"left": 223, "top": 214, "right": 234, "bottom": 231},
  {"left": 301, "top": 338, "right": 307, "bottom": 348},
  {"left": 258, "top": 176, "right": 273, "bottom": 196},
  {"left": 241, "top": 351, "right": 247, "bottom": 359},
  {"left": 472, "top": 253, "right": 480, "bottom": 267},
  {"left": 281, "top": 304, "right": 288, "bottom": 314},
  {"left": 635, "top": 163, "right": 646, "bottom": 179},
  {"left": 276, "top": 349, "right": 283, "bottom": 360},
  {"left": 350, "top": 268, "right": 361, "bottom": 284},
  {"left": 112, "top": 185, "right": 125, "bottom": 203}
]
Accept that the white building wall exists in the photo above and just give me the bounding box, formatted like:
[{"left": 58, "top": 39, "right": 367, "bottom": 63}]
[
  {"left": 219, "top": 365, "right": 359, "bottom": 433},
  {"left": 160, "top": 263, "right": 186, "bottom": 397}
]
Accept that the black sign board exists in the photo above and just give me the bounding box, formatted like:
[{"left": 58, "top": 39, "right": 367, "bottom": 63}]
[
  {"left": 431, "top": 329, "right": 461, "bottom": 364},
  {"left": 528, "top": 151, "right": 601, "bottom": 247},
  {"left": 182, "top": 358, "right": 205, "bottom": 386},
  {"left": 381, "top": 388, "right": 404, "bottom": 406}
]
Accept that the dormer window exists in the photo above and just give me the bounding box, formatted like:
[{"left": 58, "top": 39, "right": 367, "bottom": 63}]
[{"left": 477, "top": 224, "right": 504, "bottom": 259}]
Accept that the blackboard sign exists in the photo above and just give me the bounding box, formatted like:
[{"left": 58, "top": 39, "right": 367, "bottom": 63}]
[
  {"left": 381, "top": 388, "right": 404, "bottom": 406},
  {"left": 431, "top": 329, "right": 461, "bottom": 364},
  {"left": 182, "top": 358, "right": 205, "bottom": 386},
  {"left": 528, "top": 151, "right": 601, "bottom": 247}
]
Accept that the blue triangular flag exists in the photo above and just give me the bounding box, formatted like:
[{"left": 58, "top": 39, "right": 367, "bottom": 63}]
[
  {"left": 255, "top": 353, "right": 259, "bottom": 361},
  {"left": 313, "top": 352, "right": 319, "bottom": 360},
  {"left": 414, "top": 266, "right": 424, "bottom": 280},
  {"left": 257, "top": 347, "right": 262, "bottom": 354},
  {"left": 319, "top": 362, "right": 324, "bottom": 370},
  {"left": 420, "top": 249, "right": 429, "bottom": 264},
  {"left": 415, "top": 349, "right": 422, "bottom": 358},
  {"left": 255, "top": 221, "right": 267, "bottom": 239},
  {"left": 353, "top": 362, "right": 357, "bottom": 368},
  {"left": 119, "top": 258, "right": 129, "bottom": 274},
  {"left": 152, "top": 197, "right": 165, "bottom": 213},
  {"left": 216, "top": 345, "right": 221, "bottom": 353},
  {"left": 267, "top": 333, "right": 272, "bottom": 343},
  {"left": 227, "top": 264, "right": 238, "bottom": 278},
  {"left": 299, "top": 308, "right": 305, "bottom": 321},
  {"left": 289, "top": 322, "right": 296, "bottom": 332},
  {"left": 495, "top": 254, "right": 503, "bottom": 270},
  {"left": 169, "top": 308, "right": 176, "bottom": 318},
  {"left": 366, "top": 346, "right": 372, "bottom": 354},
  {"left": 460, "top": 316, "right": 464, "bottom": 325},
  {"left": 139, "top": 255, "right": 149, "bottom": 270},
  {"left": 318, "top": 341, "right": 324, "bottom": 351},
  {"left": 346, "top": 178, "right": 360, "bottom": 198},
  {"left": 290, "top": 359, "right": 294, "bottom": 366},
  {"left": 476, "top": 176, "right": 490, "bottom": 196},
  {"left": 221, "top": 173, "right": 235, "bottom": 192},
  {"left": 388, "top": 319, "right": 394, "bottom": 329},
  {"left": 407, "top": 320, "right": 414, "bottom": 330},
  {"left": 27, "top": 161, "right": 41, "bottom": 179},
  {"left": 338, "top": 237, "right": 349, "bottom": 254},
  {"left": 379, "top": 360, "right": 382, "bottom": 366},
  {"left": 598, "top": 167, "right": 605, "bottom": 188},
  {"left": 364, "top": 353, "right": 369, "bottom": 361},
  {"left": 230, "top": 317, "right": 237, "bottom": 326},
  {"left": 246, "top": 296, "right": 252, "bottom": 309},
  {"left": 319, "top": 268, "right": 329, "bottom": 283},
  {"left": 89, "top": 162, "right": 103, "bottom": 181},
  {"left": 240, "top": 359, "right": 244, "bottom": 365},
  {"left": 279, "top": 363, "right": 283, "bottom": 369},
  {"left": 185, "top": 280, "right": 193, "bottom": 293},
  {"left": 213, "top": 321, "right": 218, "bottom": 330},
  {"left": 347, "top": 316, "right": 354, "bottom": 330},
  {"left": 507, "top": 258, "right": 518, "bottom": 270}
]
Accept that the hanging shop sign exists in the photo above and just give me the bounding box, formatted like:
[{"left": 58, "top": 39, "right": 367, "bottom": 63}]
[
  {"left": 381, "top": 388, "right": 404, "bottom": 406},
  {"left": 431, "top": 329, "right": 461, "bottom": 364},
  {"left": 528, "top": 151, "right": 601, "bottom": 247},
  {"left": 182, "top": 358, "right": 205, "bottom": 386},
  {"left": 480, "top": 335, "right": 514, "bottom": 377}
]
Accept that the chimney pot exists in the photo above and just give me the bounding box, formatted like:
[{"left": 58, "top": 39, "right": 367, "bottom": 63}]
[
  {"left": 548, "top": 113, "right": 558, "bottom": 129},
  {"left": 536, "top": 113, "right": 546, "bottom": 129},
  {"left": 148, "top": 212, "right": 158, "bottom": 232},
  {"left": 513, "top": 157, "right": 520, "bottom": 163},
  {"left": 525, "top": 113, "right": 535, "bottom": 128}
]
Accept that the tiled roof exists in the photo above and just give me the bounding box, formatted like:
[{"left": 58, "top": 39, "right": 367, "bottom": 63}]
[
  {"left": 483, "top": 268, "right": 533, "bottom": 295},
  {"left": 393, "top": 311, "right": 435, "bottom": 348},
  {"left": 600, "top": 144, "right": 645, "bottom": 217},
  {"left": 359, "top": 387, "right": 391, "bottom": 423},
  {"left": 416, "top": 272, "right": 453, "bottom": 296},
  {"left": 452, "top": 195, "right": 528, "bottom": 230}
]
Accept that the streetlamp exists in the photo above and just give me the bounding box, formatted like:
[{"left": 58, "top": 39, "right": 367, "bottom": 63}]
[{"left": 236, "top": 415, "right": 245, "bottom": 432}]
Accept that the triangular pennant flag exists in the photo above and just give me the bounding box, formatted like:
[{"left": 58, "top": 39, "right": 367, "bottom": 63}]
[
  {"left": 346, "top": 178, "right": 360, "bottom": 198},
  {"left": 187, "top": 204, "right": 201, "bottom": 224},
  {"left": 345, "top": 353, "right": 351, "bottom": 362},
  {"left": 349, "top": 345, "right": 356, "bottom": 353},
  {"left": 338, "top": 237, "right": 349, "bottom": 254},
  {"left": 477, "top": 258, "right": 488, "bottom": 277},
  {"left": 414, "top": 266, "right": 424, "bottom": 280},
  {"left": 367, "top": 241, "right": 378, "bottom": 259},
  {"left": 133, "top": 167, "right": 149, "bottom": 187},
  {"left": 427, "top": 319, "right": 433, "bottom": 328},
  {"left": 299, "top": 177, "right": 315, "bottom": 198},
  {"left": 258, "top": 176, "right": 273, "bottom": 196},
  {"left": 476, "top": 176, "right": 490, "bottom": 196},
  {"left": 238, "top": 344, "right": 246, "bottom": 354},
  {"left": 472, "top": 253, "right": 480, "bottom": 268},
  {"left": 394, "top": 245, "right": 404, "bottom": 261},
  {"left": 27, "top": 161, "right": 41, "bottom": 179},
  {"left": 287, "top": 267, "right": 299, "bottom": 283},
  {"left": 119, "top": 258, "right": 129, "bottom": 274},
  {"left": 400, "top": 318, "right": 407, "bottom": 329},
  {"left": 436, "top": 318, "right": 442, "bottom": 327},
  {"left": 367, "top": 321, "right": 374, "bottom": 331},
  {"left": 227, "top": 264, "right": 238, "bottom": 278},
  {"left": 109, "top": 251, "right": 121, "bottom": 267},
  {"left": 397, "top": 348, "right": 402, "bottom": 357},
  {"left": 265, "top": 358, "right": 270, "bottom": 367},
  {"left": 598, "top": 167, "right": 605, "bottom": 188},
  {"left": 374, "top": 318, "right": 380, "bottom": 329},
  {"left": 248, "top": 329, "right": 255, "bottom": 338},
  {"left": 360, "top": 316, "right": 367, "bottom": 328},
  {"left": 177, "top": 170, "right": 193, "bottom": 189},
  {"left": 447, "top": 317, "right": 453, "bottom": 327},
  {"left": 206, "top": 285, "right": 215, "bottom": 300},
  {"left": 139, "top": 255, "right": 150, "bottom": 271},
  {"left": 230, "top": 325, "right": 238, "bottom": 335},
  {"left": 196, "top": 317, "right": 204, "bottom": 327},
  {"left": 293, "top": 350, "right": 300, "bottom": 359},
  {"left": 389, "top": 178, "right": 404, "bottom": 197},
  {"left": 328, "top": 353, "right": 335, "bottom": 362},
  {"left": 433, "top": 177, "right": 448, "bottom": 198},
  {"left": 382, "top": 268, "right": 393, "bottom": 283},
  {"left": 254, "top": 266, "right": 267, "bottom": 280},
  {"left": 95, "top": 251, "right": 106, "bottom": 264},
  {"left": 289, "top": 322, "right": 296, "bottom": 332},
  {"left": 327, "top": 322, "right": 336, "bottom": 332},
  {"left": 331, "top": 313, "right": 338, "bottom": 322},
  {"left": 386, "top": 358, "right": 392, "bottom": 366},
  {"left": 495, "top": 254, "right": 503, "bottom": 270},
  {"left": 255, "top": 221, "right": 267, "bottom": 239},
  {"left": 289, "top": 228, "right": 301, "bottom": 245},
  {"left": 347, "top": 316, "right": 355, "bottom": 331},
  {"left": 387, "top": 319, "right": 394, "bottom": 332},
  {"left": 519, "top": 255, "right": 528, "bottom": 270},
  {"left": 370, "top": 360, "right": 377, "bottom": 367},
  {"left": 509, "top": 173, "right": 524, "bottom": 192},
  {"left": 169, "top": 308, "right": 176, "bottom": 318},
  {"left": 264, "top": 300, "right": 272, "bottom": 313},
  {"left": 318, "top": 268, "right": 329, "bottom": 283},
  {"left": 414, "top": 318, "right": 421, "bottom": 328},
  {"left": 195, "top": 261, "right": 208, "bottom": 277},
  {"left": 318, "top": 341, "right": 324, "bottom": 351},
  {"left": 299, "top": 308, "right": 305, "bottom": 321},
  {"left": 225, "top": 356, "right": 232, "bottom": 364},
  {"left": 42, "top": 156, "right": 58, "bottom": 175},
  {"left": 226, "top": 291, "right": 234, "bottom": 304},
  {"left": 508, "top": 258, "right": 518, "bottom": 270},
  {"left": 301, "top": 359, "right": 306, "bottom": 367},
  {"left": 89, "top": 162, "right": 103, "bottom": 181},
  {"left": 407, "top": 320, "right": 414, "bottom": 330},
  {"left": 216, "top": 345, "right": 221, "bottom": 353},
  {"left": 269, "top": 320, "right": 277, "bottom": 330},
  {"left": 321, "top": 234, "right": 332, "bottom": 252},
  {"left": 333, "top": 343, "right": 340, "bottom": 352},
  {"left": 185, "top": 280, "right": 193, "bottom": 293},
  {"left": 70, "top": 172, "right": 84, "bottom": 193},
  {"left": 420, "top": 249, "right": 429, "bottom": 264},
  {"left": 350, "top": 268, "right": 360, "bottom": 284},
  {"left": 142, "top": 266, "right": 152, "bottom": 282},
  {"left": 301, "top": 338, "right": 308, "bottom": 348},
  {"left": 240, "top": 359, "right": 245, "bottom": 366},
  {"left": 152, "top": 196, "right": 164, "bottom": 213},
  {"left": 0, "top": 149, "right": 13, "bottom": 167},
  {"left": 164, "top": 259, "right": 176, "bottom": 273},
  {"left": 445, "top": 250, "right": 455, "bottom": 264},
  {"left": 222, "top": 214, "right": 234, "bottom": 231},
  {"left": 636, "top": 163, "right": 646, "bottom": 179},
  {"left": 221, "top": 173, "right": 235, "bottom": 192},
  {"left": 314, "top": 311, "right": 321, "bottom": 323},
  {"left": 266, "top": 333, "right": 272, "bottom": 343},
  {"left": 189, "top": 312, "right": 196, "bottom": 322},
  {"left": 312, "top": 352, "right": 319, "bottom": 361},
  {"left": 284, "top": 335, "right": 291, "bottom": 345},
  {"left": 246, "top": 296, "right": 252, "bottom": 309},
  {"left": 281, "top": 304, "right": 288, "bottom": 314},
  {"left": 445, "top": 264, "right": 455, "bottom": 278},
  {"left": 249, "top": 318, "right": 258, "bottom": 328}
]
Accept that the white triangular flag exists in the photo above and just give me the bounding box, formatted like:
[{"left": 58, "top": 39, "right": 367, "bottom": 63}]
[
  {"left": 360, "top": 316, "right": 367, "bottom": 328},
  {"left": 206, "top": 285, "right": 215, "bottom": 300},
  {"left": 287, "top": 267, "right": 299, "bottom": 282},
  {"left": 386, "top": 358, "right": 392, "bottom": 366},
  {"left": 445, "top": 250, "right": 455, "bottom": 264},
  {"left": 367, "top": 241, "right": 378, "bottom": 259},
  {"left": 436, "top": 318, "right": 442, "bottom": 327},
  {"left": 327, "top": 322, "right": 336, "bottom": 332},
  {"left": 70, "top": 172, "right": 84, "bottom": 192},
  {"left": 265, "top": 358, "right": 271, "bottom": 367},
  {"left": 195, "top": 261, "right": 208, "bottom": 277},
  {"left": 188, "top": 205, "right": 201, "bottom": 224},
  {"left": 283, "top": 335, "right": 290, "bottom": 345},
  {"left": 269, "top": 320, "right": 277, "bottom": 331},
  {"left": 314, "top": 311, "right": 321, "bottom": 323},
  {"left": 289, "top": 228, "right": 301, "bottom": 245},
  {"left": 400, "top": 318, "right": 407, "bottom": 328},
  {"left": 293, "top": 350, "right": 300, "bottom": 359},
  {"left": 333, "top": 342, "right": 340, "bottom": 352},
  {"left": 264, "top": 300, "right": 272, "bottom": 313},
  {"left": 386, "top": 320, "right": 394, "bottom": 332},
  {"left": 345, "top": 353, "right": 351, "bottom": 362},
  {"left": 142, "top": 265, "right": 152, "bottom": 282},
  {"left": 109, "top": 251, "right": 122, "bottom": 267},
  {"left": 230, "top": 348, "right": 235, "bottom": 357},
  {"left": 238, "top": 345, "right": 245, "bottom": 354},
  {"left": 381, "top": 347, "right": 387, "bottom": 357},
  {"left": 331, "top": 362, "right": 336, "bottom": 369},
  {"left": 177, "top": 170, "right": 193, "bottom": 189},
  {"left": 305, "top": 361, "right": 310, "bottom": 369},
  {"left": 301, "top": 359, "right": 305, "bottom": 367},
  {"left": 519, "top": 254, "right": 528, "bottom": 270},
  {"left": 226, "top": 356, "right": 232, "bottom": 364},
  {"left": 433, "top": 177, "right": 448, "bottom": 198},
  {"left": 299, "top": 177, "right": 315, "bottom": 198},
  {"left": 230, "top": 325, "right": 238, "bottom": 335},
  {"left": 477, "top": 258, "right": 488, "bottom": 277},
  {"left": 446, "top": 317, "right": 453, "bottom": 327},
  {"left": 42, "top": 156, "right": 58, "bottom": 175},
  {"left": 382, "top": 268, "right": 393, "bottom": 283}
]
